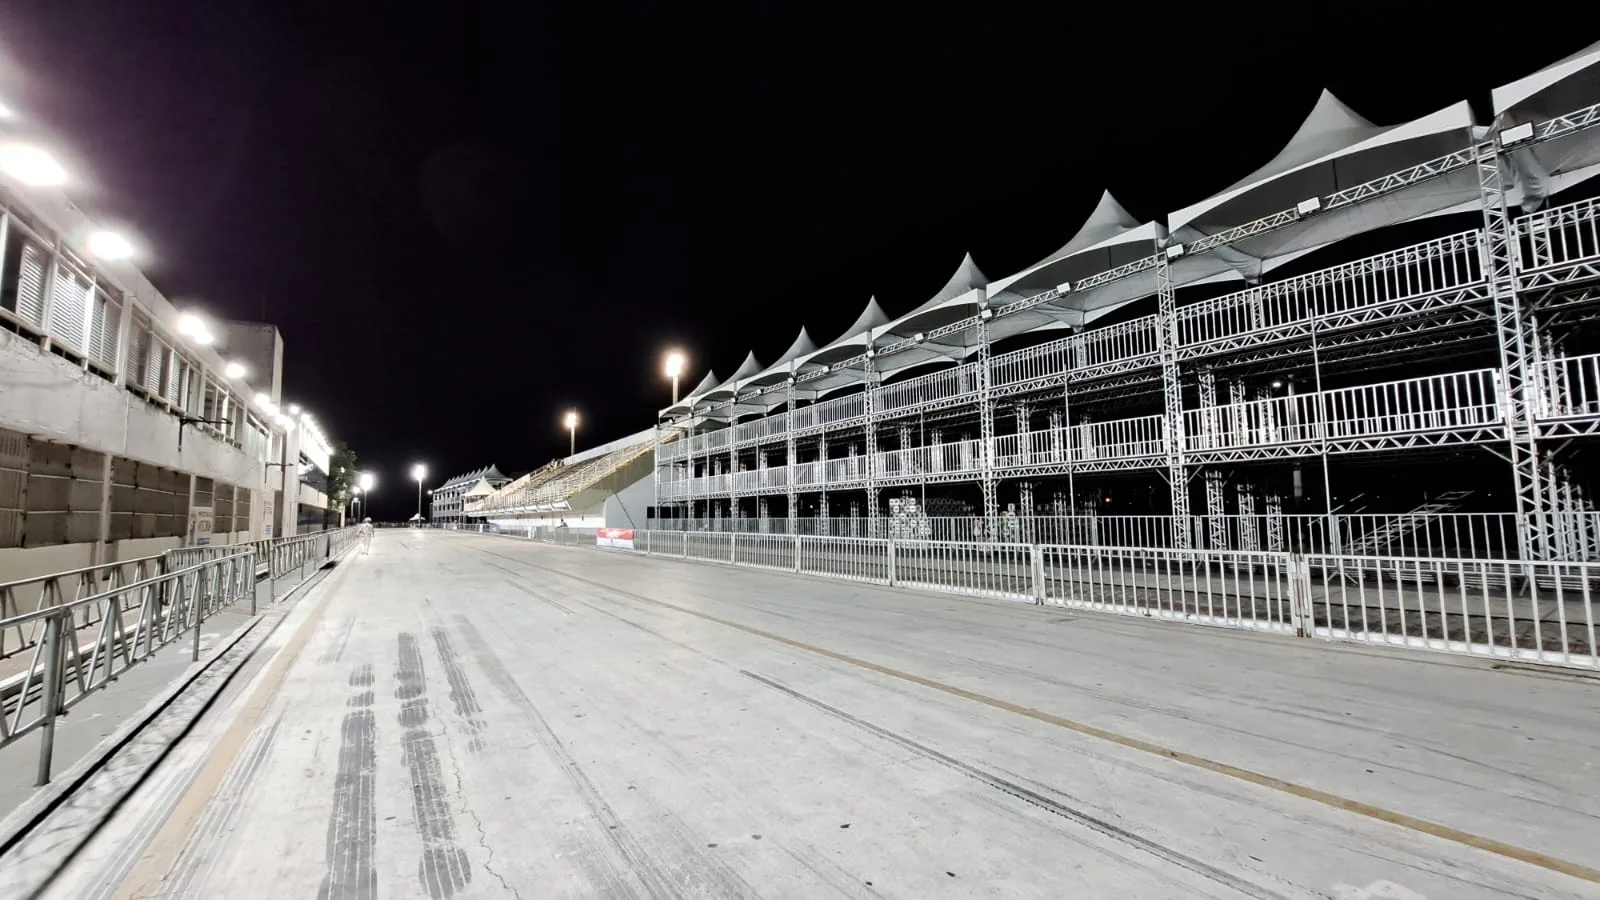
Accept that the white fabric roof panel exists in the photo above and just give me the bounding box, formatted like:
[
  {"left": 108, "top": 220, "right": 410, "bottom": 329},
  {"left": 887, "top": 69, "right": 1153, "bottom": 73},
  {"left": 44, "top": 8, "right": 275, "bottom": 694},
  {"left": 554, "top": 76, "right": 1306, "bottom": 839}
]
[
  {"left": 661, "top": 368, "right": 722, "bottom": 418},
  {"left": 704, "top": 351, "right": 763, "bottom": 399},
  {"left": 885, "top": 253, "right": 990, "bottom": 329},
  {"left": 1493, "top": 39, "right": 1600, "bottom": 214},
  {"left": 790, "top": 297, "right": 891, "bottom": 393},
  {"left": 1168, "top": 92, "right": 1478, "bottom": 286},
  {"left": 744, "top": 327, "right": 819, "bottom": 388},
  {"left": 987, "top": 191, "right": 1160, "bottom": 297}
]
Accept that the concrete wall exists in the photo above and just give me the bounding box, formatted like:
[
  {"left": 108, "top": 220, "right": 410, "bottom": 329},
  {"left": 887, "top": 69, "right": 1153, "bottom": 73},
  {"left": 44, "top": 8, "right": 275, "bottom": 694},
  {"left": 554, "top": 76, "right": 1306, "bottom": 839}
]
[
  {"left": 224, "top": 322, "right": 284, "bottom": 403},
  {"left": 604, "top": 470, "right": 655, "bottom": 529},
  {"left": 1, "top": 328, "right": 265, "bottom": 488}
]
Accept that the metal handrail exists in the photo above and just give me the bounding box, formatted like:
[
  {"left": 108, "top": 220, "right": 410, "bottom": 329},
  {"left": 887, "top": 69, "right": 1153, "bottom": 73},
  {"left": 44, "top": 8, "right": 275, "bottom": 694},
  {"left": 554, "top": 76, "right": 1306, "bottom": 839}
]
[{"left": 0, "top": 549, "right": 257, "bottom": 785}]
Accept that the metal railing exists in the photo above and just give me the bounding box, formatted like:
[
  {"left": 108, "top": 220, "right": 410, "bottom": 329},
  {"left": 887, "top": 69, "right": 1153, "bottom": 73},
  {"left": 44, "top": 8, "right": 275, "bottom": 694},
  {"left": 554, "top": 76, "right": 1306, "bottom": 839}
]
[
  {"left": 0, "top": 526, "right": 357, "bottom": 786},
  {"left": 643, "top": 512, "right": 1598, "bottom": 561},
  {"left": 436, "top": 523, "right": 1600, "bottom": 670},
  {"left": 615, "top": 530, "right": 1596, "bottom": 671},
  {"left": 0, "top": 549, "right": 256, "bottom": 785}
]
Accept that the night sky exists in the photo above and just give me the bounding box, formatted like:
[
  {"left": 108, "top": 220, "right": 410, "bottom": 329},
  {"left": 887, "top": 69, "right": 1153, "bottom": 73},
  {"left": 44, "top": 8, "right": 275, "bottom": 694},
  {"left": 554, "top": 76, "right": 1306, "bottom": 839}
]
[{"left": 0, "top": 3, "right": 1587, "bottom": 517}]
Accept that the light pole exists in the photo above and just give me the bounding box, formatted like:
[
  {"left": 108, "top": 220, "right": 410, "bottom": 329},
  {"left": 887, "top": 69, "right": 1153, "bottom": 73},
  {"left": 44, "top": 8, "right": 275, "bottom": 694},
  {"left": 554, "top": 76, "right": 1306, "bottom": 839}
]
[
  {"left": 565, "top": 410, "right": 579, "bottom": 457},
  {"left": 664, "top": 350, "right": 686, "bottom": 404},
  {"left": 411, "top": 464, "right": 427, "bottom": 521},
  {"left": 355, "top": 472, "right": 375, "bottom": 521}
]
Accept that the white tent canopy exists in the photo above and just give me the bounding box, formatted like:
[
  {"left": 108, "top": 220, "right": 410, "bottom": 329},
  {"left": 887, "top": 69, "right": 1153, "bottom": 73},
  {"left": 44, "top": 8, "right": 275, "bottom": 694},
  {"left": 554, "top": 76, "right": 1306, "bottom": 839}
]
[
  {"left": 1169, "top": 91, "right": 1478, "bottom": 286},
  {"left": 981, "top": 191, "right": 1169, "bottom": 345},
  {"left": 1493, "top": 39, "right": 1600, "bottom": 213},
  {"left": 883, "top": 253, "right": 989, "bottom": 333},
  {"left": 662, "top": 368, "right": 722, "bottom": 418},
  {"left": 792, "top": 297, "right": 891, "bottom": 394},
  {"left": 704, "top": 351, "right": 763, "bottom": 400},
  {"left": 988, "top": 191, "right": 1157, "bottom": 297},
  {"left": 744, "top": 327, "right": 819, "bottom": 389}
]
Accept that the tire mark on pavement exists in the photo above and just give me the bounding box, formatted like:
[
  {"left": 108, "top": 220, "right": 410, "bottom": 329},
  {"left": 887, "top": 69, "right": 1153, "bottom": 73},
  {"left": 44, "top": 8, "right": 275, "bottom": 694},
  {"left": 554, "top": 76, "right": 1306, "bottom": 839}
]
[
  {"left": 395, "top": 633, "right": 473, "bottom": 898},
  {"left": 742, "top": 670, "right": 1285, "bottom": 900},
  {"left": 431, "top": 629, "right": 485, "bottom": 752},
  {"left": 164, "top": 709, "right": 286, "bottom": 899},
  {"left": 454, "top": 615, "right": 678, "bottom": 899},
  {"left": 458, "top": 547, "right": 577, "bottom": 614},
  {"left": 318, "top": 617, "right": 357, "bottom": 664},
  {"left": 497, "top": 547, "right": 1600, "bottom": 888},
  {"left": 319, "top": 664, "right": 378, "bottom": 900}
]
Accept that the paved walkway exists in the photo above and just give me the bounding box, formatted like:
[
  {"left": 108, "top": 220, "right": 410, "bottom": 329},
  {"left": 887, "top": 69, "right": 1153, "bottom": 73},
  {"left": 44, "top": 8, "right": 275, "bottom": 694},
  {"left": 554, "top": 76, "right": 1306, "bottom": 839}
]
[{"left": 36, "top": 531, "right": 1600, "bottom": 898}]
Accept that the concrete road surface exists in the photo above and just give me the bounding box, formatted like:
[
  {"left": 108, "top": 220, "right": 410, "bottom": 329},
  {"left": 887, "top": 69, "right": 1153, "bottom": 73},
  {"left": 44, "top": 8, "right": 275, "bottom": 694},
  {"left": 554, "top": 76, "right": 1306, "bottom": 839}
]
[{"left": 65, "top": 530, "right": 1600, "bottom": 899}]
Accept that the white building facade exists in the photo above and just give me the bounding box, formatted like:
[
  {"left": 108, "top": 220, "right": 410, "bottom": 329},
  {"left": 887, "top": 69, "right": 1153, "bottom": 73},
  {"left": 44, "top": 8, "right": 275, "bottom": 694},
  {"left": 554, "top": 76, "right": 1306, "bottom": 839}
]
[{"left": 0, "top": 92, "right": 338, "bottom": 582}]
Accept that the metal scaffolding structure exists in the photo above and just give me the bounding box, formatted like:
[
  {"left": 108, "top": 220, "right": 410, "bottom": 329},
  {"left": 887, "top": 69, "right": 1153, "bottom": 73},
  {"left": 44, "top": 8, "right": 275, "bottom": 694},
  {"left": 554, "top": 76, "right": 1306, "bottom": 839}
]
[{"left": 654, "top": 56, "right": 1600, "bottom": 563}]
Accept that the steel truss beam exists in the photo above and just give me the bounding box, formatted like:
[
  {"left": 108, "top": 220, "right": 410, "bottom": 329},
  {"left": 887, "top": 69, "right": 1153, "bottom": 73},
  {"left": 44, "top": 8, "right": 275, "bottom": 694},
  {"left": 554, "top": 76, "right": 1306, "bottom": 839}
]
[
  {"left": 1156, "top": 251, "right": 1188, "bottom": 546},
  {"left": 1479, "top": 138, "right": 1553, "bottom": 563},
  {"left": 863, "top": 354, "right": 879, "bottom": 533},
  {"left": 976, "top": 316, "right": 998, "bottom": 530},
  {"left": 1185, "top": 425, "right": 1506, "bottom": 465}
]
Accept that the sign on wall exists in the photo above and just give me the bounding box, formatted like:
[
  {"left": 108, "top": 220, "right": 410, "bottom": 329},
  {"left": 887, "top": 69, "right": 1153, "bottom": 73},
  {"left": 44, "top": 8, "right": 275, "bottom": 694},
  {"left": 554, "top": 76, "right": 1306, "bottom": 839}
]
[
  {"left": 596, "top": 527, "right": 635, "bottom": 550},
  {"left": 189, "top": 506, "right": 215, "bottom": 546},
  {"left": 262, "top": 498, "right": 274, "bottom": 538}
]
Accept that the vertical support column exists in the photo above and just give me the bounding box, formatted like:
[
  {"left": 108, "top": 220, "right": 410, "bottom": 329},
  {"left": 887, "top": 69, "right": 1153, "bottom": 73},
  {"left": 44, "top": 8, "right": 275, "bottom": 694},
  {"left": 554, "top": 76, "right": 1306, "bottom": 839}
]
[
  {"left": 785, "top": 380, "right": 798, "bottom": 528},
  {"left": 1061, "top": 384, "right": 1076, "bottom": 519},
  {"left": 92, "top": 451, "right": 114, "bottom": 567},
  {"left": 976, "top": 313, "right": 998, "bottom": 535},
  {"left": 651, "top": 424, "right": 662, "bottom": 535},
  {"left": 1198, "top": 369, "right": 1227, "bottom": 550},
  {"left": 863, "top": 353, "right": 879, "bottom": 537},
  {"left": 727, "top": 412, "right": 739, "bottom": 523},
  {"left": 1479, "top": 136, "right": 1549, "bottom": 563},
  {"left": 1157, "top": 247, "right": 1189, "bottom": 548},
  {"left": 1231, "top": 381, "right": 1259, "bottom": 551},
  {"left": 1018, "top": 480, "right": 1035, "bottom": 544},
  {"left": 818, "top": 433, "right": 830, "bottom": 527},
  {"left": 756, "top": 447, "right": 768, "bottom": 533}
]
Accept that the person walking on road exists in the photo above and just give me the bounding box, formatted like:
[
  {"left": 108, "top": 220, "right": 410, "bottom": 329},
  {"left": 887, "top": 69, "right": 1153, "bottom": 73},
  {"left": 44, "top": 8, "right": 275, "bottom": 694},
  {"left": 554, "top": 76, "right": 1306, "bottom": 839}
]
[{"left": 358, "top": 517, "right": 375, "bottom": 555}]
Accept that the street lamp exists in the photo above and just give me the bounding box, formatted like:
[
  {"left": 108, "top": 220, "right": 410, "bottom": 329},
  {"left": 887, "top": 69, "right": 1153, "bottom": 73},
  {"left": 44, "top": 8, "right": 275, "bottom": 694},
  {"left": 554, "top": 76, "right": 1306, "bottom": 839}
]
[
  {"left": 352, "top": 472, "right": 375, "bottom": 520},
  {"left": 87, "top": 230, "right": 135, "bottom": 261},
  {"left": 0, "top": 144, "right": 67, "bottom": 186},
  {"left": 564, "top": 410, "right": 578, "bottom": 457},
  {"left": 411, "top": 464, "right": 427, "bottom": 521},
  {"left": 663, "top": 350, "right": 686, "bottom": 404}
]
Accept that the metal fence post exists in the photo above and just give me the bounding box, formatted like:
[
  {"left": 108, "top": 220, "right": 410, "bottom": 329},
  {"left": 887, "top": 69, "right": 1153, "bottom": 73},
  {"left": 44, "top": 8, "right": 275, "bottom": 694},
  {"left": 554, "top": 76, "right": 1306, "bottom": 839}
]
[
  {"left": 191, "top": 572, "right": 204, "bottom": 662},
  {"left": 793, "top": 534, "right": 801, "bottom": 573},
  {"left": 1031, "top": 544, "right": 1047, "bottom": 604},
  {"left": 1288, "top": 554, "right": 1311, "bottom": 638},
  {"left": 887, "top": 540, "right": 898, "bottom": 586},
  {"left": 35, "top": 614, "right": 64, "bottom": 786}
]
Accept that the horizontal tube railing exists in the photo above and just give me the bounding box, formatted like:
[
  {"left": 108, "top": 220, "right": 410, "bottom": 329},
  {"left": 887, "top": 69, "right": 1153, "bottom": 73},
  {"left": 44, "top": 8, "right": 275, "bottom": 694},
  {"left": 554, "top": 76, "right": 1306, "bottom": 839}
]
[
  {"left": 0, "top": 549, "right": 257, "bottom": 785},
  {"left": 642, "top": 512, "right": 1593, "bottom": 562},
  {"left": 612, "top": 530, "right": 1597, "bottom": 670}
]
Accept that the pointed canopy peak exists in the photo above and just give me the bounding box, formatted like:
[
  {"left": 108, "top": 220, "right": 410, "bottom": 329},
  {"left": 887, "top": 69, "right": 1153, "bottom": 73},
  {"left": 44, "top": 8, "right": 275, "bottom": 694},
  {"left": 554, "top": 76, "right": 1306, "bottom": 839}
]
[
  {"left": 1082, "top": 190, "right": 1141, "bottom": 232},
  {"left": 774, "top": 327, "right": 818, "bottom": 365},
  {"left": 728, "top": 351, "right": 764, "bottom": 382},
  {"left": 927, "top": 252, "right": 989, "bottom": 306},
  {"left": 687, "top": 369, "right": 720, "bottom": 397},
  {"left": 1048, "top": 190, "right": 1144, "bottom": 260},
  {"left": 1284, "top": 90, "right": 1378, "bottom": 158},
  {"left": 832, "top": 297, "right": 891, "bottom": 344}
]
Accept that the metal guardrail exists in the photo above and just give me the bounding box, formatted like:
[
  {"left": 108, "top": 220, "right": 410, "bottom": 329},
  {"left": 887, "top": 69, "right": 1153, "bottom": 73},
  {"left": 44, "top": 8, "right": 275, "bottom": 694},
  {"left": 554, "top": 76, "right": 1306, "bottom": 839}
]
[
  {"left": 0, "top": 549, "right": 255, "bottom": 786},
  {"left": 601, "top": 530, "right": 1597, "bottom": 672},
  {"left": 0, "top": 526, "right": 358, "bottom": 786}
]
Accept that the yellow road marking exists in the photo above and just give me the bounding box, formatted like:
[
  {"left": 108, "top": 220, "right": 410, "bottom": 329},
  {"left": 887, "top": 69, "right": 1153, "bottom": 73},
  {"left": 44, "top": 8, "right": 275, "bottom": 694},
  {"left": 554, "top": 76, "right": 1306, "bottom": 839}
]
[{"left": 116, "top": 561, "right": 356, "bottom": 899}]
